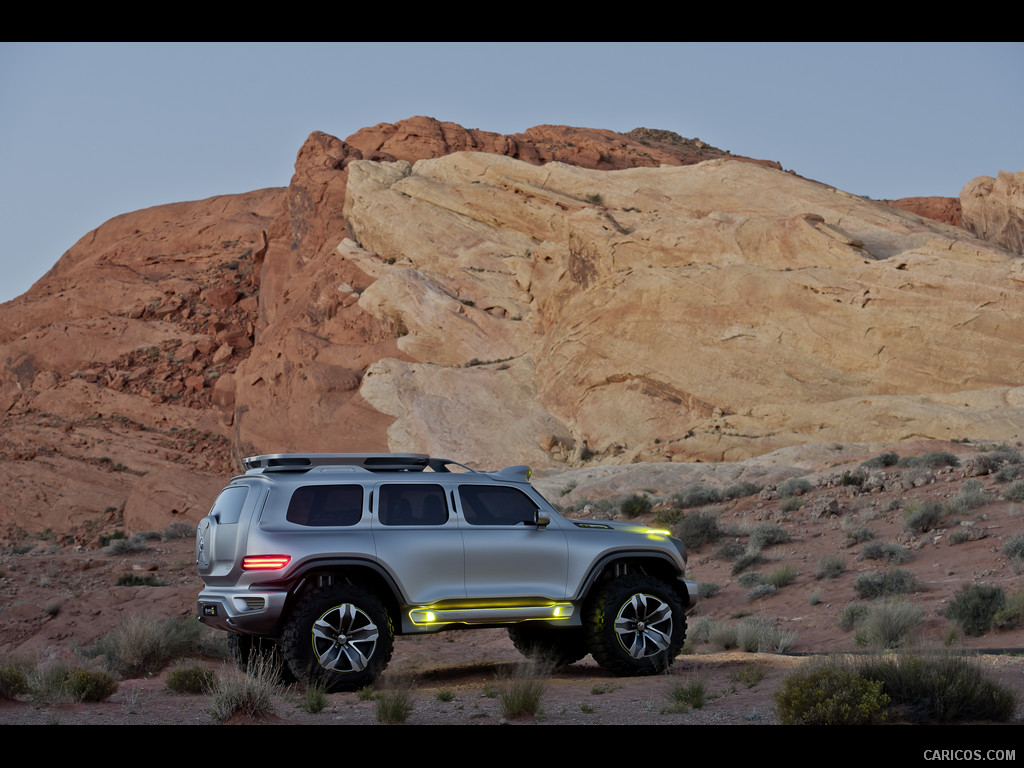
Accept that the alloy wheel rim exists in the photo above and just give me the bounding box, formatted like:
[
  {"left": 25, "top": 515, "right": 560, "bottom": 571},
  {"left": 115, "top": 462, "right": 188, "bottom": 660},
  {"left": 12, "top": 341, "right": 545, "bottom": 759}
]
[
  {"left": 311, "top": 603, "right": 379, "bottom": 673},
  {"left": 614, "top": 592, "right": 673, "bottom": 659}
]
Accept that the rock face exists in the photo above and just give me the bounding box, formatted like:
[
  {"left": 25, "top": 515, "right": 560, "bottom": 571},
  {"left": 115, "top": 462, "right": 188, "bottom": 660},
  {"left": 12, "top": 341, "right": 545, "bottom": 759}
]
[
  {"left": 2, "top": 116, "right": 1023, "bottom": 541},
  {"left": 888, "top": 196, "right": 962, "bottom": 226},
  {"left": 961, "top": 169, "right": 1024, "bottom": 255}
]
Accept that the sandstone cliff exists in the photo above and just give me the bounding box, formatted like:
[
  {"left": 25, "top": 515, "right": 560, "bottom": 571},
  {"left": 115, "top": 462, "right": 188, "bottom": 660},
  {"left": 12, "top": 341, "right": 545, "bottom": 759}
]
[{"left": 1, "top": 117, "right": 1021, "bottom": 541}]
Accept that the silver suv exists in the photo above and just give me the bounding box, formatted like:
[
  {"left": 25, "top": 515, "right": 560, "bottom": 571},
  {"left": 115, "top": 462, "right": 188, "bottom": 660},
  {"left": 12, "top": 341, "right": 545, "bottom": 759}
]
[{"left": 196, "top": 453, "right": 698, "bottom": 690}]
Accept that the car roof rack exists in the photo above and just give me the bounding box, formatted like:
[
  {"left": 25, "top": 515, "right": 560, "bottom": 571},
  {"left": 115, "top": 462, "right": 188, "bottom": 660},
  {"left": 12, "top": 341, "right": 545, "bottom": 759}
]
[
  {"left": 241, "top": 450, "right": 485, "bottom": 475},
  {"left": 243, "top": 453, "right": 434, "bottom": 473}
]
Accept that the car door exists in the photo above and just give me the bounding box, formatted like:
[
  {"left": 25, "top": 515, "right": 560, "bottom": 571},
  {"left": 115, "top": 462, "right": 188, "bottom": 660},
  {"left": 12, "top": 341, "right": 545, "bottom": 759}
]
[{"left": 455, "top": 484, "right": 569, "bottom": 600}]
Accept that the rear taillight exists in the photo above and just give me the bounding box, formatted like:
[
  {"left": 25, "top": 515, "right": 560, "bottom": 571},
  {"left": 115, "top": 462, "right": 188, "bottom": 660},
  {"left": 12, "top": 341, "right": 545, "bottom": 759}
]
[{"left": 241, "top": 555, "right": 291, "bottom": 571}]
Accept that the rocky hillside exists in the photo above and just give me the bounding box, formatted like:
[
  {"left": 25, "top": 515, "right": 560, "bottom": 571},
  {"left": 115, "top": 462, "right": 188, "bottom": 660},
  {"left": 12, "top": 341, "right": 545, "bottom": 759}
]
[{"left": 1, "top": 116, "right": 1021, "bottom": 542}]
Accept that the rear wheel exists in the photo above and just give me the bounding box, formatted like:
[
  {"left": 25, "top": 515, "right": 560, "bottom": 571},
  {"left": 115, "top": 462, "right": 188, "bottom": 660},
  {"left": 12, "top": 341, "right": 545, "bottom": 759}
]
[
  {"left": 507, "top": 624, "right": 589, "bottom": 667},
  {"left": 282, "top": 583, "right": 394, "bottom": 692},
  {"left": 585, "top": 574, "right": 685, "bottom": 676}
]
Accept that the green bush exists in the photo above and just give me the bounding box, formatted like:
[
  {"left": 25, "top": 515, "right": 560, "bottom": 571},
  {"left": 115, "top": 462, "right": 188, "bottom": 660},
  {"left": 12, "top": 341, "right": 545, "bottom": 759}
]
[
  {"left": 207, "top": 656, "right": 278, "bottom": 723},
  {"left": 619, "top": 494, "right": 652, "bottom": 519},
  {"left": 942, "top": 583, "right": 1006, "bottom": 637},
  {"left": 1003, "top": 480, "right": 1024, "bottom": 502},
  {"left": 993, "top": 590, "right": 1024, "bottom": 630},
  {"left": 89, "top": 614, "right": 206, "bottom": 678},
  {"left": 746, "top": 584, "right": 778, "bottom": 601},
  {"left": 778, "top": 497, "right": 803, "bottom": 513},
  {"left": 854, "top": 599, "right": 924, "bottom": 649},
  {"left": 855, "top": 652, "right": 1016, "bottom": 722},
  {"left": 662, "top": 677, "right": 706, "bottom": 713},
  {"left": 749, "top": 523, "right": 790, "bottom": 549},
  {"left": 697, "top": 582, "right": 721, "bottom": 598},
  {"left": 920, "top": 451, "right": 960, "bottom": 468},
  {"left": 737, "top": 616, "right": 796, "bottom": 653},
  {"left": 814, "top": 554, "right": 846, "bottom": 580},
  {"left": 166, "top": 663, "right": 217, "bottom": 694},
  {"left": 861, "top": 452, "right": 899, "bottom": 469},
  {"left": 903, "top": 500, "right": 945, "bottom": 534},
  {"left": 498, "top": 660, "right": 550, "bottom": 719},
  {"left": 777, "top": 477, "right": 812, "bottom": 498},
  {"left": 116, "top": 573, "right": 162, "bottom": 587},
  {"left": 673, "top": 485, "right": 722, "bottom": 509},
  {"left": 854, "top": 568, "right": 920, "bottom": 599},
  {"left": 860, "top": 541, "right": 912, "bottom": 564},
  {"left": 946, "top": 479, "right": 990, "bottom": 515},
  {"left": 674, "top": 510, "right": 723, "bottom": 552},
  {"left": 65, "top": 668, "right": 119, "bottom": 702},
  {"left": 766, "top": 564, "right": 797, "bottom": 588},
  {"left": 0, "top": 659, "right": 29, "bottom": 699},
  {"left": 731, "top": 548, "right": 767, "bottom": 576},
  {"left": 722, "top": 482, "right": 761, "bottom": 500},
  {"left": 774, "top": 658, "right": 889, "bottom": 725},
  {"left": 839, "top": 603, "right": 869, "bottom": 632}
]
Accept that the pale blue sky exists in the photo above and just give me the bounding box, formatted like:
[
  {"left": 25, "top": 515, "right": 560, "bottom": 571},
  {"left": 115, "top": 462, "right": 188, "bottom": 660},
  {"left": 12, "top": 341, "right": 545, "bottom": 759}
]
[{"left": 1, "top": 42, "right": 1021, "bottom": 303}]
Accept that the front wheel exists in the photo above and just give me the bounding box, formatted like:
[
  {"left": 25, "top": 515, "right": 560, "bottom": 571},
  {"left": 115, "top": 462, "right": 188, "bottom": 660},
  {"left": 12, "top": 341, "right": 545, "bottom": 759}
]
[
  {"left": 281, "top": 583, "right": 394, "bottom": 692},
  {"left": 585, "top": 574, "right": 685, "bottom": 676}
]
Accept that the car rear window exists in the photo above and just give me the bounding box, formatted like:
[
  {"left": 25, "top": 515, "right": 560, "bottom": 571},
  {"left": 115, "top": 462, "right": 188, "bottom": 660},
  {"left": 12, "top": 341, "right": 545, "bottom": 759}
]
[{"left": 286, "top": 485, "right": 363, "bottom": 527}]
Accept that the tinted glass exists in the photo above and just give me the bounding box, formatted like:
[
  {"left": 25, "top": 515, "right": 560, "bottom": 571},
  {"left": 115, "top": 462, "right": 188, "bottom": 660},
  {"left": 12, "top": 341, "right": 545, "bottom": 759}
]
[
  {"left": 211, "top": 486, "right": 249, "bottom": 525},
  {"left": 459, "top": 485, "right": 537, "bottom": 525},
  {"left": 286, "top": 485, "right": 363, "bottom": 527},
  {"left": 378, "top": 484, "right": 448, "bottom": 526}
]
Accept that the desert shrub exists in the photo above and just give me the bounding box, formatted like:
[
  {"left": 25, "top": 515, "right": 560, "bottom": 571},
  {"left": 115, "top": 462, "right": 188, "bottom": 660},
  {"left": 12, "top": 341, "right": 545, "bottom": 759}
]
[
  {"left": 860, "top": 541, "right": 912, "bottom": 564},
  {"left": 302, "top": 681, "right": 328, "bottom": 714},
  {"left": 652, "top": 508, "right": 682, "bottom": 528},
  {"left": 713, "top": 540, "right": 745, "bottom": 560},
  {"left": 920, "top": 451, "right": 960, "bottom": 468},
  {"left": 841, "top": 471, "right": 865, "bottom": 487},
  {"left": 697, "top": 582, "right": 721, "bottom": 599},
  {"left": 995, "top": 464, "right": 1021, "bottom": 483},
  {"left": 861, "top": 452, "right": 899, "bottom": 469},
  {"left": 207, "top": 656, "right": 278, "bottom": 723},
  {"left": 0, "top": 658, "right": 29, "bottom": 699},
  {"left": 746, "top": 584, "right": 778, "bottom": 602},
  {"left": 1003, "top": 480, "right": 1024, "bottom": 503},
  {"left": 993, "top": 590, "right": 1024, "bottom": 630},
  {"left": 166, "top": 663, "right": 217, "bottom": 694},
  {"left": 731, "top": 548, "right": 767, "bottom": 576},
  {"left": 619, "top": 494, "right": 652, "bottom": 519},
  {"left": 774, "top": 657, "right": 889, "bottom": 725},
  {"left": 766, "top": 564, "right": 797, "bottom": 588},
  {"left": 778, "top": 496, "right": 803, "bottom": 513},
  {"left": 854, "top": 568, "right": 920, "bottom": 599},
  {"left": 728, "top": 661, "right": 768, "bottom": 688},
  {"left": 946, "top": 479, "right": 990, "bottom": 515},
  {"left": 89, "top": 614, "right": 205, "bottom": 678},
  {"left": 942, "top": 583, "right": 1006, "bottom": 637},
  {"left": 903, "top": 500, "right": 945, "bottom": 534},
  {"left": 116, "top": 573, "right": 162, "bottom": 587},
  {"left": 842, "top": 523, "right": 875, "bottom": 543},
  {"left": 435, "top": 688, "right": 455, "bottom": 702},
  {"left": 855, "top": 652, "right": 1016, "bottom": 722},
  {"left": 814, "top": 554, "right": 846, "bottom": 580},
  {"left": 662, "top": 677, "right": 706, "bottom": 713},
  {"left": 673, "top": 509, "right": 723, "bottom": 552},
  {"left": 65, "top": 668, "right": 119, "bottom": 702},
  {"left": 375, "top": 678, "right": 415, "bottom": 723},
  {"left": 737, "top": 616, "right": 796, "bottom": 653},
  {"left": 163, "top": 521, "right": 195, "bottom": 539},
  {"left": 777, "top": 477, "right": 813, "bottom": 498},
  {"left": 737, "top": 572, "right": 764, "bottom": 587},
  {"left": 104, "top": 535, "right": 152, "bottom": 555},
  {"left": 840, "top": 603, "right": 870, "bottom": 631},
  {"left": 673, "top": 485, "right": 722, "bottom": 509},
  {"left": 707, "top": 622, "right": 739, "bottom": 651},
  {"left": 723, "top": 481, "right": 761, "bottom": 500},
  {"left": 1003, "top": 536, "right": 1024, "bottom": 573},
  {"left": 854, "top": 599, "right": 924, "bottom": 649},
  {"left": 498, "top": 659, "right": 550, "bottom": 719},
  {"left": 749, "top": 523, "right": 790, "bottom": 549}
]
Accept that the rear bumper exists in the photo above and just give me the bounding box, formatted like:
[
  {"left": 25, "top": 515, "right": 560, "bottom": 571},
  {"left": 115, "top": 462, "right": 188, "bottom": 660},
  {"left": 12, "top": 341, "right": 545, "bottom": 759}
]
[{"left": 197, "top": 586, "right": 288, "bottom": 636}]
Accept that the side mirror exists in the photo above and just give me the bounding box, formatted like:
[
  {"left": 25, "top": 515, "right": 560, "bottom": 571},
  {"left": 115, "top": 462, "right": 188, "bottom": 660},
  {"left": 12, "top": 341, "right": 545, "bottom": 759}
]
[{"left": 535, "top": 509, "right": 550, "bottom": 529}]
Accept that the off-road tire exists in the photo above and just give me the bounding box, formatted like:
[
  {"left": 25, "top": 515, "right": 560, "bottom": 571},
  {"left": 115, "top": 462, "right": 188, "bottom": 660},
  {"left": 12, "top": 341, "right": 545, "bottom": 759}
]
[
  {"left": 585, "top": 574, "right": 686, "bottom": 676},
  {"left": 226, "top": 632, "right": 297, "bottom": 683},
  {"left": 281, "top": 583, "right": 394, "bottom": 692},
  {"left": 507, "top": 624, "right": 589, "bottom": 667}
]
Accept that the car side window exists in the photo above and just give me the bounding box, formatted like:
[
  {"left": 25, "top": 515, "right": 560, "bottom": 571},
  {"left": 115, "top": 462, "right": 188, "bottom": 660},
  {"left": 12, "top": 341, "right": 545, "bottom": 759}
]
[
  {"left": 378, "top": 484, "right": 448, "bottom": 526},
  {"left": 458, "top": 485, "right": 537, "bottom": 526},
  {"left": 210, "top": 486, "right": 249, "bottom": 524},
  {"left": 286, "top": 485, "right": 363, "bottom": 527}
]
